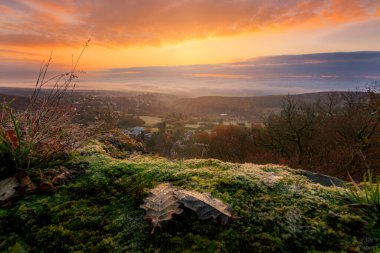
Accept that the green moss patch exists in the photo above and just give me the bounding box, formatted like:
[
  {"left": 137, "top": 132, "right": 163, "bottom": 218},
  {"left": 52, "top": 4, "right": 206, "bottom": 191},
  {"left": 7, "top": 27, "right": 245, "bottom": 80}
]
[{"left": 0, "top": 142, "right": 378, "bottom": 252}]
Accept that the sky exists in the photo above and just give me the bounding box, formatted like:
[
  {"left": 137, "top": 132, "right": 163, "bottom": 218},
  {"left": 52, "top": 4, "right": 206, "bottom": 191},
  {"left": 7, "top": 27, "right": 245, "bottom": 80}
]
[{"left": 1, "top": 0, "right": 380, "bottom": 96}]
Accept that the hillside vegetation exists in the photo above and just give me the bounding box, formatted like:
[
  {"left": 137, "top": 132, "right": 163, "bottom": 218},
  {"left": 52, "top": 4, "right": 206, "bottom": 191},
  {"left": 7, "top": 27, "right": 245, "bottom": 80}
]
[{"left": 1, "top": 141, "right": 378, "bottom": 252}]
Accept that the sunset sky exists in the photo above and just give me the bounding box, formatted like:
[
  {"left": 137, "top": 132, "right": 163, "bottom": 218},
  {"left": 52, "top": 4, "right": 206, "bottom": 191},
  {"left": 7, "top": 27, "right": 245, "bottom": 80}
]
[{"left": 1, "top": 0, "right": 380, "bottom": 96}]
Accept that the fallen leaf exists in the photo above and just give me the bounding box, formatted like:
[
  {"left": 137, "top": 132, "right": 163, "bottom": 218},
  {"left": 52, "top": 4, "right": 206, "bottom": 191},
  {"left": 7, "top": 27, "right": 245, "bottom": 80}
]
[
  {"left": 15, "top": 171, "right": 37, "bottom": 192},
  {"left": 140, "top": 183, "right": 183, "bottom": 233},
  {"left": 175, "top": 189, "right": 234, "bottom": 225}
]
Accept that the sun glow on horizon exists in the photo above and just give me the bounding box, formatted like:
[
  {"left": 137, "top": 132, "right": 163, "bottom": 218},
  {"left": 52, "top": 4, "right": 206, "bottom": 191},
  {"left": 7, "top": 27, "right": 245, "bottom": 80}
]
[{"left": 1, "top": 0, "right": 380, "bottom": 81}]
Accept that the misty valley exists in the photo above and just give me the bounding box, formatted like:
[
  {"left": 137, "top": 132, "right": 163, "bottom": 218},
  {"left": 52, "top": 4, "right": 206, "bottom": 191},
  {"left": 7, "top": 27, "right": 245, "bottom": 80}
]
[{"left": 2, "top": 0, "right": 380, "bottom": 252}]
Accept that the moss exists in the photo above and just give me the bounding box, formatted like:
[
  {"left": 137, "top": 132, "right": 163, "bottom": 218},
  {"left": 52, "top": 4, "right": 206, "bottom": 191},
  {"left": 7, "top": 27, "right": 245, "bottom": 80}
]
[{"left": 0, "top": 142, "right": 378, "bottom": 252}]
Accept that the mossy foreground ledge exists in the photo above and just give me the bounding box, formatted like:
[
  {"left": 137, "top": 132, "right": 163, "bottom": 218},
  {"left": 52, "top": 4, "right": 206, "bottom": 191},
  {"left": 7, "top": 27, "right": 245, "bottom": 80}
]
[{"left": 0, "top": 142, "right": 379, "bottom": 253}]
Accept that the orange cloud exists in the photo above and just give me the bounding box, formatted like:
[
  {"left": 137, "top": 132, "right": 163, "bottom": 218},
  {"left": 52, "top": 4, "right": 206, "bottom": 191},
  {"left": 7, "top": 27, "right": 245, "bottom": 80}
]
[
  {"left": 19, "top": 0, "right": 77, "bottom": 13},
  {"left": 191, "top": 73, "right": 252, "bottom": 79},
  {"left": 323, "top": 0, "right": 374, "bottom": 23},
  {"left": 1, "top": 0, "right": 379, "bottom": 49}
]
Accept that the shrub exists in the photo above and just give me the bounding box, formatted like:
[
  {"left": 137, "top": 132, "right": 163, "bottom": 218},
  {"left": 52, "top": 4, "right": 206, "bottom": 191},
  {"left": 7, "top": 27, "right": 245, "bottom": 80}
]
[
  {"left": 344, "top": 170, "right": 380, "bottom": 250},
  {"left": 0, "top": 40, "right": 90, "bottom": 180},
  {"left": 345, "top": 170, "right": 380, "bottom": 207},
  {"left": 99, "top": 129, "right": 144, "bottom": 158}
]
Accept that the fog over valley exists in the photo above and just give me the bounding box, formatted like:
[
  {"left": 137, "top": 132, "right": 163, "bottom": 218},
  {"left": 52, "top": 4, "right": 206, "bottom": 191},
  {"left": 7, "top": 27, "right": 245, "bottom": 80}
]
[{"left": 2, "top": 51, "right": 380, "bottom": 97}]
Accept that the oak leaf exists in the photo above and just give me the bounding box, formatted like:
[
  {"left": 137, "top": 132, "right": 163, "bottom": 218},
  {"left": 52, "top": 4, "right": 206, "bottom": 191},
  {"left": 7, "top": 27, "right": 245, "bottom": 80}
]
[
  {"left": 140, "top": 183, "right": 183, "bottom": 233},
  {"left": 175, "top": 189, "right": 234, "bottom": 225}
]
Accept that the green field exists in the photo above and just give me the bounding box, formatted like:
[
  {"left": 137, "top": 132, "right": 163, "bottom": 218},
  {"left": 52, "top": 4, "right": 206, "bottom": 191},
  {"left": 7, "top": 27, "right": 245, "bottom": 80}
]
[{"left": 139, "top": 116, "right": 162, "bottom": 126}]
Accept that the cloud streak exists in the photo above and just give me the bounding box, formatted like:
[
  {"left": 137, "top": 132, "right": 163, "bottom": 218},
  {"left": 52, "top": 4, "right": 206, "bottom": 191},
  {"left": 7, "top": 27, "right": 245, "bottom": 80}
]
[{"left": 94, "top": 51, "right": 380, "bottom": 81}]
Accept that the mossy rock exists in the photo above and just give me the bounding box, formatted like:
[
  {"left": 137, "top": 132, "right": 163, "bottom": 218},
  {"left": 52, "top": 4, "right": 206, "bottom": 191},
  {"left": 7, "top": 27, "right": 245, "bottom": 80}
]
[{"left": 0, "top": 142, "right": 379, "bottom": 252}]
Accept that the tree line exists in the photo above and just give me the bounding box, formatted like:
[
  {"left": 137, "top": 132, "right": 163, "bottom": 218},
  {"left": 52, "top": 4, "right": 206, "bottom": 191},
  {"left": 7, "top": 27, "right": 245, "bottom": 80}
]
[{"left": 176, "top": 86, "right": 380, "bottom": 180}]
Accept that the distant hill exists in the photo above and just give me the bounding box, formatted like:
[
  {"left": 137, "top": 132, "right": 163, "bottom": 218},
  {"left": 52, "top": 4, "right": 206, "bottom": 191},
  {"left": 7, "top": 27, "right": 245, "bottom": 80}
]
[
  {"left": 0, "top": 88, "right": 362, "bottom": 119},
  {"left": 170, "top": 92, "right": 351, "bottom": 117}
]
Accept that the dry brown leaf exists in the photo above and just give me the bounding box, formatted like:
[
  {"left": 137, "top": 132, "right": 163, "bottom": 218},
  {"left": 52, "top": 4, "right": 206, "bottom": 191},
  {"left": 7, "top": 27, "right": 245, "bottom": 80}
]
[
  {"left": 141, "top": 183, "right": 236, "bottom": 233},
  {"left": 15, "top": 171, "right": 37, "bottom": 192},
  {"left": 140, "top": 183, "right": 183, "bottom": 233},
  {"left": 5, "top": 130, "right": 18, "bottom": 149},
  {"left": 175, "top": 189, "right": 233, "bottom": 225}
]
